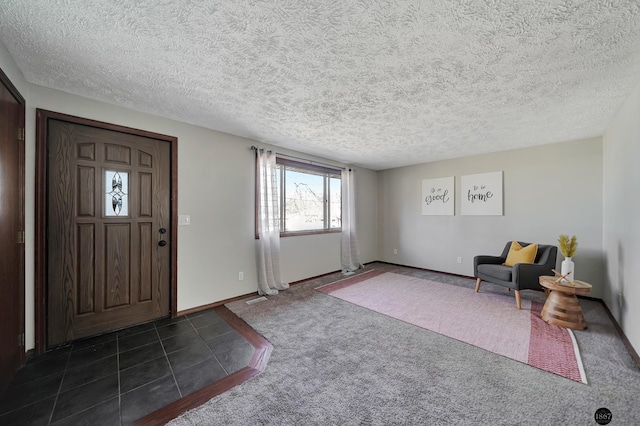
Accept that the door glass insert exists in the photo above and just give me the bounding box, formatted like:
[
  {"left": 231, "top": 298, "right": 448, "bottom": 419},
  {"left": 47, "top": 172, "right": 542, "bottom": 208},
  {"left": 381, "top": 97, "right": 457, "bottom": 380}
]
[{"left": 105, "top": 170, "right": 129, "bottom": 216}]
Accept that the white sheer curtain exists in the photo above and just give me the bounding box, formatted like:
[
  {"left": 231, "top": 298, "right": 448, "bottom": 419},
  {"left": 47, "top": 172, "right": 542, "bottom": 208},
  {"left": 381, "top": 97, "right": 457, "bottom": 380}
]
[
  {"left": 256, "top": 149, "right": 289, "bottom": 296},
  {"left": 341, "top": 168, "right": 363, "bottom": 274}
]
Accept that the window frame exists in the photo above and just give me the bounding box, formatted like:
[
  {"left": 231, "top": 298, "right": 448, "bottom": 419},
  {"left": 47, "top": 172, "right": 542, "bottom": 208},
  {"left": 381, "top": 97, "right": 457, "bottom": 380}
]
[
  {"left": 254, "top": 156, "right": 342, "bottom": 238},
  {"left": 277, "top": 158, "right": 342, "bottom": 237}
]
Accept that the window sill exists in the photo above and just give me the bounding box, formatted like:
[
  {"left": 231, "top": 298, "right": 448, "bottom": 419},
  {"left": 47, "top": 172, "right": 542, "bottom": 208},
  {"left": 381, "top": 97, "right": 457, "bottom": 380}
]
[{"left": 280, "top": 229, "right": 341, "bottom": 238}]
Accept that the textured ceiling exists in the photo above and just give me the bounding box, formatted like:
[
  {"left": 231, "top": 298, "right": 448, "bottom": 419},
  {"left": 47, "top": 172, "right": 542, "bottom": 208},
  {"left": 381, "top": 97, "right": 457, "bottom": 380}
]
[{"left": 2, "top": 1, "right": 640, "bottom": 170}]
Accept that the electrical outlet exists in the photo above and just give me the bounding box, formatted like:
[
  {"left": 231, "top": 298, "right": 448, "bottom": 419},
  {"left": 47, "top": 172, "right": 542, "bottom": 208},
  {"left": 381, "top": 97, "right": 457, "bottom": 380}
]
[
  {"left": 393, "top": 249, "right": 398, "bottom": 255},
  {"left": 618, "top": 292, "right": 623, "bottom": 307},
  {"left": 457, "top": 257, "right": 463, "bottom": 264},
  {"left": 238, "top": 272, "right": 244, "bottom": 281}
]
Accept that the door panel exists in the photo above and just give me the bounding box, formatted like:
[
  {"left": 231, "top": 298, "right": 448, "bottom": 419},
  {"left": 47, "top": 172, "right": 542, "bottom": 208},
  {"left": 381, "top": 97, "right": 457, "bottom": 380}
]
[
  {"left": 0, "top": 70, "right": 25, "bottom": 391},
  {"left": 104, "top": 223, "right": 131, "bottom": 308},
  {"left": 47, "top": 120, "right": 170, "bottom": 347},
  {"left": 77, "top": 223, "right": 95, "bottom": 314}
]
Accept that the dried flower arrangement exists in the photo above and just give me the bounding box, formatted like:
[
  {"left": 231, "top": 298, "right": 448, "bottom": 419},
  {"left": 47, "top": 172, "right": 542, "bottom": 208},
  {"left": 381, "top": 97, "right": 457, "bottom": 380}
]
[{"left": 558, "top": 234, "right": 578, "bottom": 258}]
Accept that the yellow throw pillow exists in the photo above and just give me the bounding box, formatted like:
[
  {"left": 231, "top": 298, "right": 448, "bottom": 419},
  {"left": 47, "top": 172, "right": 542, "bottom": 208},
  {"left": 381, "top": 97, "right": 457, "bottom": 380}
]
[{"left": 503, "top": 241, "right": 538, "bottom": 266}]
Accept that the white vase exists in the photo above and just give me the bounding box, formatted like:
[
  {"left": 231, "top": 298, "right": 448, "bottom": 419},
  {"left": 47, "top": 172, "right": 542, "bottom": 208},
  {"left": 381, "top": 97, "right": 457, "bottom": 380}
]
[{"left": 561, "top": 257, "right": 575, "bottom": 282}]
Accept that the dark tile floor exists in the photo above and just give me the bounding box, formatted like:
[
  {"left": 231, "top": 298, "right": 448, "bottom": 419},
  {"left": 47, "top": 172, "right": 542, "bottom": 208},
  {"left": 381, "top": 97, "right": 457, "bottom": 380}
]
[{"left": 0, "top": 308, "right": 255, "bottom": 425}]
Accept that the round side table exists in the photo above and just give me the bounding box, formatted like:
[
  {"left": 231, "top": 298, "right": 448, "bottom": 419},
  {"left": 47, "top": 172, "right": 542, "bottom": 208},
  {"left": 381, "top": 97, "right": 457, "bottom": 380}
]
[{"left": 539, "top": 275, "right": 592, "bottom": 330}]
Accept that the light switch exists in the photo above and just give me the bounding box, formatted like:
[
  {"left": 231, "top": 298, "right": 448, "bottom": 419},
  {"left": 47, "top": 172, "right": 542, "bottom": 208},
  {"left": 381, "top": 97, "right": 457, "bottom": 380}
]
[{"left": 178, "top": 215, "right": 191, "bottom": 226}]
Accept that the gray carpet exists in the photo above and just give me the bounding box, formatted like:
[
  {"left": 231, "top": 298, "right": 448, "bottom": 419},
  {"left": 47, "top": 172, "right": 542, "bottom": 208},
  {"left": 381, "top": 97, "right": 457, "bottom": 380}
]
[{"left": 169, "top": 263, "right": 640, "bottom": 425}]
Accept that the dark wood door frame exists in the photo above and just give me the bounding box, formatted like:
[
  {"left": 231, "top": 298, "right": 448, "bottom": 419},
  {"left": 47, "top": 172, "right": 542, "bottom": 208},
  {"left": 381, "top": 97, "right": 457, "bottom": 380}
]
[
  {"left": 35, "top": 109, "right": 178, "bottom": 353},
  {"left": 0, "top": 67, "right": 26, "bottom": 383}
]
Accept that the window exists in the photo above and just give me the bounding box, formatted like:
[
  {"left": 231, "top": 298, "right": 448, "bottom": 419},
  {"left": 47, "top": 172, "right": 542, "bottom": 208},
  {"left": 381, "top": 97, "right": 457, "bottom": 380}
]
[
  {"left": 104, "top": 170, "right": 129, "bottom": 216},
  {"left": 276, "top": 158, "right": 341, "bottom": 235}
]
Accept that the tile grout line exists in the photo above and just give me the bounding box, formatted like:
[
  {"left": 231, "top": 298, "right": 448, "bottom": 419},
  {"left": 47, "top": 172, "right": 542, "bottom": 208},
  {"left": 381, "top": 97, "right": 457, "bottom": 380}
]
[
  {"left": 46, "top": 338, "right": 121, "bottom": 425},
  {"left": 185, "top": 315, "right": 230, "bottom": 374},
  {"left": 2, "top": 311, "right": 254, "bottom": 424},
  {"left": 0, "top": 352, "right": 67, "bottom": 417},
  {"left": 190, "top": 315, "right": 232, "bottom": 376},
  {"left": 46, "top": 345, "right": 72, "bottom": 426},
  {"left": 154, "top": 323, "right": 183, "bottom": 399},
  {"left": 117, "top": 333, "right": 122, "bottom": 426}
]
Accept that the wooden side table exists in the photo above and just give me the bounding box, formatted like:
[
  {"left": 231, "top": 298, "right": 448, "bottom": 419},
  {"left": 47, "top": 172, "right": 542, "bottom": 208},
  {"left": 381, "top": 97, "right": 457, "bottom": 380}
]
[{"left": 539, "top": 275, "right": 592, "bottom": 330}]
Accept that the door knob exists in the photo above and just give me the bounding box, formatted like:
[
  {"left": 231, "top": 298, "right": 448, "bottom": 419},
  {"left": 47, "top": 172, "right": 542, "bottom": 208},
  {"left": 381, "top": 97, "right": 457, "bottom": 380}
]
[
  {"left": 159, "top": 228, "right": 167, "bottom": 234},
  {"left": 158, "top": 240, "right": 167, "bottom": 247}
]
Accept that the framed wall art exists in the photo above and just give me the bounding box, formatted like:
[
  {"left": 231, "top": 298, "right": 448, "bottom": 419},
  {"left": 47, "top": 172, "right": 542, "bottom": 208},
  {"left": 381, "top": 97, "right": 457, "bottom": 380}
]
[
  {"left": 421, "top": 176, "right": 454, "bottom": 215},
  {"left": 461, "top": 171, "right": 503, "bottom": 216}
]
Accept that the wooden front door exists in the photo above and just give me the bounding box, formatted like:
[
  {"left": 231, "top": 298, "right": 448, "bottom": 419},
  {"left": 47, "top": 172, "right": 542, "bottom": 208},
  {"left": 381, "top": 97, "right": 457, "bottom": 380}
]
[
  {"left": 46, "top": 117, "right": 172, "bottom": 347},
  {"left": 0, "top": 70, "right": 25, "bottom": 391}
]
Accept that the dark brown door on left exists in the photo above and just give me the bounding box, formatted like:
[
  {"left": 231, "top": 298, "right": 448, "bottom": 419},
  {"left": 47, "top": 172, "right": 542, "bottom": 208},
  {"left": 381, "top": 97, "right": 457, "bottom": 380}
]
[
  {"left": 47, "top": 119, "right": 171, "bottom": 347},
  {"left": 0, "top": 70, "right": 25, "bottom": 391}
]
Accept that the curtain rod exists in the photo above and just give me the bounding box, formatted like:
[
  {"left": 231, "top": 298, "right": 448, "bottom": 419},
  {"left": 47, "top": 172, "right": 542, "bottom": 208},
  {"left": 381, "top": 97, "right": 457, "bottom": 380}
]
[{"left": 251, "top": 146, "right": 346, "bottom": 171}]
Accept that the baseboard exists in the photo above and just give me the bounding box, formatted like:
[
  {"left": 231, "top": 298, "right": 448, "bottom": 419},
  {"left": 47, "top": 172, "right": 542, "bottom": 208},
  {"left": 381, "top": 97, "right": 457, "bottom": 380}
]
[
  {"left": 177, "top": 292, "right": 258, "bottom": 316},
  {"left": 178, "top": 269, "right": 343, "bottom": 317},
  {"left": 599, "top": 300, "right": 640, "bottom": 370},
  {"left": 373, "top": 260, "right": 476, "bottom": 280},
  {"left": 289, "top": 268, "right": 342, "bottom": 285},
  {"left": 371, "top": 260, "right": 640, "bottom": 370},
  {"left": 177, "top": 260, "right": 640, "bottom": 371}
]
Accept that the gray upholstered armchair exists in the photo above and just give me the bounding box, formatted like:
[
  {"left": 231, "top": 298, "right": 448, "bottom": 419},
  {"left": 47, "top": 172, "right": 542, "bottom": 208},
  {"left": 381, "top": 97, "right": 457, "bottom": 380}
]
[{"left": 474, "top": 241, "right": 558, "bottom": 309}]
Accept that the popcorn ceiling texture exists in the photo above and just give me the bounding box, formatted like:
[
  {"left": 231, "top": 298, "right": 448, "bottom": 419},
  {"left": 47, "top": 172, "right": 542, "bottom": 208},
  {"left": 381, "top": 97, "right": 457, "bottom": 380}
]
[{"left": 2, "top": 1, "right": 640, "bottom": 169}]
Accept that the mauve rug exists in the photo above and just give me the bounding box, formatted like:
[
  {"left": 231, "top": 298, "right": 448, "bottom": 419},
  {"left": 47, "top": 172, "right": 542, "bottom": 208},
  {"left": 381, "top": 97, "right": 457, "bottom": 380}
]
[{"left": 317, "top": 269, "right": 587, "bottom": 384}]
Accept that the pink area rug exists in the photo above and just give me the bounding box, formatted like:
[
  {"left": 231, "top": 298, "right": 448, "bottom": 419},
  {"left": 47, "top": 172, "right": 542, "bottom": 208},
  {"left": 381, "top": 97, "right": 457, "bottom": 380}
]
[{"left": 316, "top": 269, "right": 587, "bottom": 383}]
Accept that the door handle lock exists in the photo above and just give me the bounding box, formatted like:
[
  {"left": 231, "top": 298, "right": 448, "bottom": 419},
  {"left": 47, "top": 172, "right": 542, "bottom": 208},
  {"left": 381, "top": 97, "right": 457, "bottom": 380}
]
[{"left": 158, "top": 240, "right": 167, "bottom": 247}]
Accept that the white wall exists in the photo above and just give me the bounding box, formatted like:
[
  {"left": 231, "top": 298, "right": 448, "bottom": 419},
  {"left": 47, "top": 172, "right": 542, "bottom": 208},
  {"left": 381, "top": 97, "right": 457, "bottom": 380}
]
[
  {"left": 280, "top": 165, "right": 379, "bottom": 283},
  {"left": 603, "top": 81, "right": 640, "bottom": 353},
  {"left": 354, "top": 167, "right": 379, "bottom": 264},
  {"left": 378, "top": 138, "right": 605, "bottom": 297},
  {"left": 1, "top": 42, "right": 378, "bottom": 351},
  {"left": 28, "top": 83, "right": 268, "bottom": 334}
]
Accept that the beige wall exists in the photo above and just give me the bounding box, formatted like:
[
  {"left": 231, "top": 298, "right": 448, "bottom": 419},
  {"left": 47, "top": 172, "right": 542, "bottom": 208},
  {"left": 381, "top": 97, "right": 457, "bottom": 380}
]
[
  {"left": 1, "top": 42, "right": 379, "bottom": 351},
  {"left": 6, "top": 35, "right": 637, "bottom": 356},
  {"left": 603, "top": 81, "right": 640, "bottom": 353},
  {"left": 378, "top": 138, "right": 605, "bottom": 296},
  {"left": 280, "top": 165, "right": 379, "bottom": 283}
]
